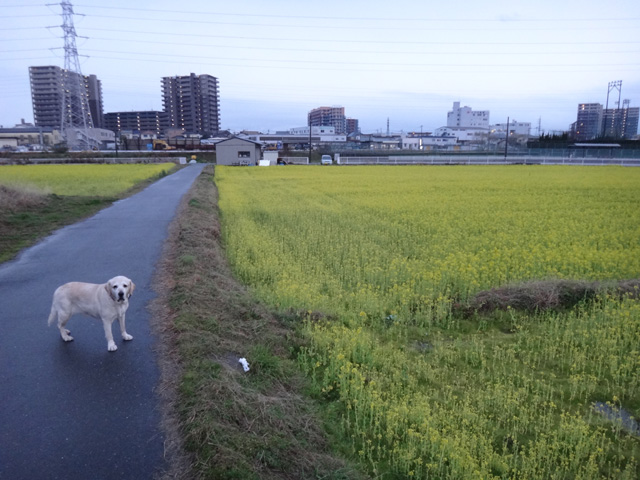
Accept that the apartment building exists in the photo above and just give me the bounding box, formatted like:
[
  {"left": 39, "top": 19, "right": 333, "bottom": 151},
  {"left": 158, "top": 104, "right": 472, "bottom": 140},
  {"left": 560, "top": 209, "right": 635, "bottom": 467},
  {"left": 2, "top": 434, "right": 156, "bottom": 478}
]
[
  {"left": 29, "top": 65, "right": 103, "bottom": 130},
  {"left": 346, "top": 117, "right": 359, "bottom": 134},
  {"left": 602, "top": 107, "right": 639, "bottom": 139},
  {"left": 574, "top": 103, "right": 603, "bottom": 141},
  {"left": 104, "top": 111, "right": 168, "bottom": 135},
  {"left": 308, "top": 106, "right": 346, "bottom": 134},
  {"left": 161, "top": 73, "right": 220, "bottom": 135}
]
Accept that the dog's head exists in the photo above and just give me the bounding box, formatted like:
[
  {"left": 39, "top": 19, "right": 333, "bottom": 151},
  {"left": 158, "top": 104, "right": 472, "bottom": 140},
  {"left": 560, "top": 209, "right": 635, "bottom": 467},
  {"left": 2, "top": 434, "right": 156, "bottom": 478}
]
[{"left": 105, "top": 276, "right": 135, "bottom": 303}]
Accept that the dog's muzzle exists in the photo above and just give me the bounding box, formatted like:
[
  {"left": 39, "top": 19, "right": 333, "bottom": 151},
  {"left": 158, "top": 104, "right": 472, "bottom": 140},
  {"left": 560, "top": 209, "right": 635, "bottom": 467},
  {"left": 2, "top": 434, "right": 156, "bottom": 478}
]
[{"left": 117, "top": 291, "right": 125, "bottom": 302}]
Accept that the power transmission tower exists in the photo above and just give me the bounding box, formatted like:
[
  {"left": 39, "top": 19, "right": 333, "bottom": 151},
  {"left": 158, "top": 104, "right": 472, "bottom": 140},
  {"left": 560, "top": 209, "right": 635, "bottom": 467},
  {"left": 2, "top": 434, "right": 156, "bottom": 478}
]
[{"left": 58, "top": 0, "right": 95, "bottom": 150}]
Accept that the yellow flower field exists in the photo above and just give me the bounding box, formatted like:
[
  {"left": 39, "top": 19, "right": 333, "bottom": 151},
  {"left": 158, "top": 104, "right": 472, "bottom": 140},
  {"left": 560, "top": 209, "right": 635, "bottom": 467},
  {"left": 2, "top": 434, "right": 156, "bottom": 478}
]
[
  {"left": 0, "top": 163, "right": 174, "bottom": 196},
  {"left": 216, "top": 165, "right": 640, "bottom": 479}
]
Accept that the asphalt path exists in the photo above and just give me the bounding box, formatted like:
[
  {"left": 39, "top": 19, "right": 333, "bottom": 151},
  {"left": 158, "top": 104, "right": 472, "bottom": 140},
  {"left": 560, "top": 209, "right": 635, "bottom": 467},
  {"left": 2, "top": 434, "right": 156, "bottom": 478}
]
[{"left": 0, "top": 163, "right": 205, "bottom": 480}]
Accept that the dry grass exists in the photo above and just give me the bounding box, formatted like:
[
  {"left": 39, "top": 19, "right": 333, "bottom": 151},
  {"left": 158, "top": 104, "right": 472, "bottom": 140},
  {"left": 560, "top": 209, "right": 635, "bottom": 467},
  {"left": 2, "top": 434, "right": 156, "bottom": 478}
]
[
  {"left": 151, "top": 165, "right": 364, "bottom": 479},
  {"left": 466, "top": 278, "right": 640, "bottom": 314},
  {"left": 0, "top": 184, "right": 48, "bottom": 211}
]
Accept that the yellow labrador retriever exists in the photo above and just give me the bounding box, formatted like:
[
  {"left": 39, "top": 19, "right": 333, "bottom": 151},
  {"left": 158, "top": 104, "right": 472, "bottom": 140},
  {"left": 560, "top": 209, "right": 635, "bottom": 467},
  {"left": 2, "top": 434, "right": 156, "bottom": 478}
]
[{"left": 48, "top": 276, "right": 135, "bottom": 351}]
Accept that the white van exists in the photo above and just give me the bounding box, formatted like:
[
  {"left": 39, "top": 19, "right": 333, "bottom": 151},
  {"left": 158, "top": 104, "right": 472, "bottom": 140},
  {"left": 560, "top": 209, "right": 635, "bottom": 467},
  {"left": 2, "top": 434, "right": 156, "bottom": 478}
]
[{"left": 321, "top": 155, "right": 332, "bottom": 165}]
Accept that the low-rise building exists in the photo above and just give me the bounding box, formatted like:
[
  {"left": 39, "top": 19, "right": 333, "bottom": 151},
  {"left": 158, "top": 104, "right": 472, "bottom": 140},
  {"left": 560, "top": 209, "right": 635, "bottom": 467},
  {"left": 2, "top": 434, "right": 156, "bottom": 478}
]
[
  {"left": 433, "top": 126, "right": 488, "bottom": 143},
  {"left": 491, "top": 120, "right": 531, "bottom": 137},
  {"left": 215, "top": 136, "right": 262, "bottom": 166},
  {"left": 401, "top": 135, "right": 458, "bottom": 150},
  {"left": 0, "top": 126, "right": 62, "bottom": 149}
]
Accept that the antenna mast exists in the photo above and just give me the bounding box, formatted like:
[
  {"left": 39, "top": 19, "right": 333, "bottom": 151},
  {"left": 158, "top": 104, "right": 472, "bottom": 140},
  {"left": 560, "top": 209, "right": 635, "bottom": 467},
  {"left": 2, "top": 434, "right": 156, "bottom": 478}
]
[{"left": 59, "top": 0, "right": 95, "bottom": 150}]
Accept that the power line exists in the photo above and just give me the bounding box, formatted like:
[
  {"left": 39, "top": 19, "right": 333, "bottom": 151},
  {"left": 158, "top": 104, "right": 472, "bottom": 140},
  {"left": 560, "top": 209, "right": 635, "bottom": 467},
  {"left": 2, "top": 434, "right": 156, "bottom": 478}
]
[
  {"left": 78, "top": 37, "right": 640, "bottom": 56},
  {"left": 69, "top": 4, "right": 640, "bottom": 24},
  {"left": 70, "top": 27, "right": 640, "bottom": 47},
  {"left": 75, "top": 48, "right": 640, "bottom": 68},
  {"left": 61, "top": 13, "right": 640, "bottom": 32}
]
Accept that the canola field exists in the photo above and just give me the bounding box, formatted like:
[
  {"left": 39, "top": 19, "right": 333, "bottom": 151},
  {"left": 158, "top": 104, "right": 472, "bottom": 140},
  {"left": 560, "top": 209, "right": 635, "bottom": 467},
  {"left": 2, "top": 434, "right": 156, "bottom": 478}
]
[
  {"left": 0, "top": 163, "right": 174, "bottom": 196},
  {"left": 216, "top": 165, "right": 640, "bottom": 479}
]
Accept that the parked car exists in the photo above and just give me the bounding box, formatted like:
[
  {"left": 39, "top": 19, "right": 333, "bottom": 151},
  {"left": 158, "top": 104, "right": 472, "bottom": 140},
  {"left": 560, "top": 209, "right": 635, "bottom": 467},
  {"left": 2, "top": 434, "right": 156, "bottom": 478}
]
[{"left": 321, "top": 155, "right": 332, "bottom": 165}]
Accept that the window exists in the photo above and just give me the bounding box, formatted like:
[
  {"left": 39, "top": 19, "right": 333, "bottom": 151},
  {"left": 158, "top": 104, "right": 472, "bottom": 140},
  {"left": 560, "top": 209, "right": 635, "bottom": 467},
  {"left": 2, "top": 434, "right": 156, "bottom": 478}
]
[{"left": 238, "top": 151, "right": 251, "bottom": 158}]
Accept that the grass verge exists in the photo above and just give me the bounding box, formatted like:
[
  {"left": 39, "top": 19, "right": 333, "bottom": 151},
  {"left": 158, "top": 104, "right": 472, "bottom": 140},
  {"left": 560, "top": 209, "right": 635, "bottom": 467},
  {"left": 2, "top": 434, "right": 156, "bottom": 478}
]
[
  {"left": 151, "top": 165, "right": 365, "bottom": 479},
  {"left": 0, "top": 166, "right": 175, "bottom": 263}
]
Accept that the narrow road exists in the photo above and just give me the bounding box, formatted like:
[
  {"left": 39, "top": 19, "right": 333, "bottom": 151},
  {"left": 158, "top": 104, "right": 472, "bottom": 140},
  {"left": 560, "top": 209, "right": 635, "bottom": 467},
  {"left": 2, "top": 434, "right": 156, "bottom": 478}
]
[{"left": 0, "top": 163, "right": 205, "bottom": 479}]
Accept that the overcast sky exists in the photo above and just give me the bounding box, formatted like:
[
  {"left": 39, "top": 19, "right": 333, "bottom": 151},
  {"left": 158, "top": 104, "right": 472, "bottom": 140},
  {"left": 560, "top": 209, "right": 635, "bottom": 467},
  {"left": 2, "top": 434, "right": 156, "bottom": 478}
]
[{"left": 1, "top": 0, "right": 639, "bottom": 134}]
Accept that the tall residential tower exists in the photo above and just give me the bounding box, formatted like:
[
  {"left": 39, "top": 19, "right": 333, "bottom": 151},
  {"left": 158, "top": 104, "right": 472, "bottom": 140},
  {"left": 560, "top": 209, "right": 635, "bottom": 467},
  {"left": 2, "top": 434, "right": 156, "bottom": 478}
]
[
  {"left": 29, "top": 65, "right": 103, "bottom": 130},
  {"left": 161, "top": 73, "right": 220, "bottom": 135}
]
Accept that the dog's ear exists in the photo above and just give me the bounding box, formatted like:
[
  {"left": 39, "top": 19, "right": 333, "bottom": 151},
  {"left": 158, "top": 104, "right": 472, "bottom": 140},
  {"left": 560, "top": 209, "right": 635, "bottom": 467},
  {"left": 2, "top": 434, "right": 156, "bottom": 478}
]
[
  {"left": 128, "top": 281, "right": 136, "bottom": 298},
  {"left": 105, "top": 281, "right": 116, "bottom": 301}
]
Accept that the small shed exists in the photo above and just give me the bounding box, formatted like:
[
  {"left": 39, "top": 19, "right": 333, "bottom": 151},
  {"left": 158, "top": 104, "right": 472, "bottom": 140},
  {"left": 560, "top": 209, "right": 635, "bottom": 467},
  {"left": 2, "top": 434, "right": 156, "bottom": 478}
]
[{"left": 216, "top": 136, "right": 262, "bottom": 166}]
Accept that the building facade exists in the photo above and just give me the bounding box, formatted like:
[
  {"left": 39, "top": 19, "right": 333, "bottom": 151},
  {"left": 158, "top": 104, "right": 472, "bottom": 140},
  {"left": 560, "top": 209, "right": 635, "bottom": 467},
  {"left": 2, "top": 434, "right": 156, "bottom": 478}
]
[
  {"left": 447, "top": 102, "right": 490, "bottom": 128},
  {"left": 0, "top": 127, "right": 62, "bottom": 149},
  {"left": 346, "top": 118, "right": 359, "bottom": 134},
  {"left": 215, "top": 136, "right": 261, "bottom": 166},
  {"left": 289, "top": 126, "right": 336, "bottom": 135},
  {"left": 161, "top": 73, "right": 220, "bottom": 135},
  {"left": 491, "top": 120, "right": 531, "bottom": 137},
  {"left": 104, "top": 111, "right": 168, "bottom": 135},
  {"left": 574, "top": 103, "right": 603, "bottom": 141},
  {"left": 434, "top": 126, "right": 488, "bottom": 143},
  {"left": 29, "top": 65, "right": 103, "bottom": 130},
  {"left": 602, "top": 107, "right": 639, "bottom": 139},
  {"left": 85, "top": 74, "right": 104, "bottom": 129},
  {"left": 308, "top": 106, "right": 346, "bottom": 134}
]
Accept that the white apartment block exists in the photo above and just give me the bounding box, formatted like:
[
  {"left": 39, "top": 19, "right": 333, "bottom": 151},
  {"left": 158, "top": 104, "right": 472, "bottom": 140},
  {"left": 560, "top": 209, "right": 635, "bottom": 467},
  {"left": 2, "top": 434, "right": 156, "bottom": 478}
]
[{"left": 447, "top": 101, "right": 490, "bottom": 128}]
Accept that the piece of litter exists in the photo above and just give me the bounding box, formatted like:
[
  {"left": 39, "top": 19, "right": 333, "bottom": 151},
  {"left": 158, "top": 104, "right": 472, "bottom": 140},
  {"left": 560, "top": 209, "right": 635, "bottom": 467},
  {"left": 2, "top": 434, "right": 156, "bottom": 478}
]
[{"left": 238, "top": 358, "right": 250, "bottom": 372}]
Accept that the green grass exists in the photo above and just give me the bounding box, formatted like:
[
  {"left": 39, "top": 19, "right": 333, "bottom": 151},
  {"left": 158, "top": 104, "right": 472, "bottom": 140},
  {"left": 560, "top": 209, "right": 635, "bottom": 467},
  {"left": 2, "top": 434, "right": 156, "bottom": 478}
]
[
  {"left": 0, "top": 164, "right": 176, "bottom": 262},
  {"left": 0, "top": 163, "right": 174, "bottom": 196}
]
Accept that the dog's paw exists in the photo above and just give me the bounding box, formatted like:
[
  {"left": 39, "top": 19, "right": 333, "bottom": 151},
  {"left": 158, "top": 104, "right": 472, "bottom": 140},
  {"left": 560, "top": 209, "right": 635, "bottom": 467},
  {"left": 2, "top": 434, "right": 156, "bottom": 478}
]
[
  {"left": 122, "top": 333, "right": 133, "bottom": 341},
  {"left": 108, "top": 342, "right": 118, "bottom": 352},
  {"left": 61, "top": 329, "right": 74, "bottom": 342}
]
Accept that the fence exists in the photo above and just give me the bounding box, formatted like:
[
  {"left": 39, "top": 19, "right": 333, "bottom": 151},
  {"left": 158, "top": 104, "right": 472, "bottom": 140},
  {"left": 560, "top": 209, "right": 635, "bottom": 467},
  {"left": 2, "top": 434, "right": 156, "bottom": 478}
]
[{"left": 338, "top": 156, "right": 640, "bottom": 166}]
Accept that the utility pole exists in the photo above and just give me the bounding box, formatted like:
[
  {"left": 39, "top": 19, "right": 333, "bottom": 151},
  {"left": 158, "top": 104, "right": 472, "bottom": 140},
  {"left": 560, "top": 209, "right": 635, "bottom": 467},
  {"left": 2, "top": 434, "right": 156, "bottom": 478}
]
[
  {"left": 308, "top": 112, "right": 312, "bottom": 163},
  {"left": 58, "top": 0, "right": 94, "bottom": 150},
  {"left": 504, "top": 116, "right": 509, "bottom": 159}
]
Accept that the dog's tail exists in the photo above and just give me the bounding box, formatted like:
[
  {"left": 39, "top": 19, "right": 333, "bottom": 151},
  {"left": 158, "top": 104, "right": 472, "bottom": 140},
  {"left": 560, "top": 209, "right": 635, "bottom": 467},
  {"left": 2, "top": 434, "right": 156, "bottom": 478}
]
[{"left": 47, "top": 305, "right": 57, "bottom": 327}]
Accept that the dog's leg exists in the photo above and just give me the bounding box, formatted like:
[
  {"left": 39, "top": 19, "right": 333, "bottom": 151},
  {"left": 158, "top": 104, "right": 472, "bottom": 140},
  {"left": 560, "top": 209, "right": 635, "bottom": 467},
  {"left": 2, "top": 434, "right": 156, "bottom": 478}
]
[
  {"left": 102, "top": 318, "right": 118, "bottom": 352},
  {"left": 119, "top": 313, "right": 133, "bottom": 342},
  {"left": 57, "top": 311, "right": 74, "bottom": 342}
]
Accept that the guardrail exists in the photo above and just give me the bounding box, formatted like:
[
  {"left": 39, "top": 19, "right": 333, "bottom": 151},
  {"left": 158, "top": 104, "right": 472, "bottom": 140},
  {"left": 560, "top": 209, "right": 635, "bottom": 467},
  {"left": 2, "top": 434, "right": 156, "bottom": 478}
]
[{"left": 339, "top": 156, "right": 640, "bottom": 166}]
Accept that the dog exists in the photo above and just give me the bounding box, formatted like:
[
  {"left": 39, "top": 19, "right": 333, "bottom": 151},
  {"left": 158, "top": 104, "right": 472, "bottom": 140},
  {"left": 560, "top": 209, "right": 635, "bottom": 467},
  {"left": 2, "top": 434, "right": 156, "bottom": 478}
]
[{"left": 48, "top": 276, "right": 135, "bottom": 352}]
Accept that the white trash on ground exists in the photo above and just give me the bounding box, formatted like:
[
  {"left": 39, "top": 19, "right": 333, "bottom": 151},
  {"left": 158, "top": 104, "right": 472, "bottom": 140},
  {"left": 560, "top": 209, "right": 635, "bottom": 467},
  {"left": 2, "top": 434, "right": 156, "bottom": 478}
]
[{"left": 238, "top": 357, "right": 250, "bottom": 372}]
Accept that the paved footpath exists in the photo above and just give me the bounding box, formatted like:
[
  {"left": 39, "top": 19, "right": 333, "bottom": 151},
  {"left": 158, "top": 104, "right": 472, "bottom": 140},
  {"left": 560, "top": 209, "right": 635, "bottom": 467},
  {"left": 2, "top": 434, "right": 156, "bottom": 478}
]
[{"left": 0, "top": 163, "right": 205, "bottom": 480}]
